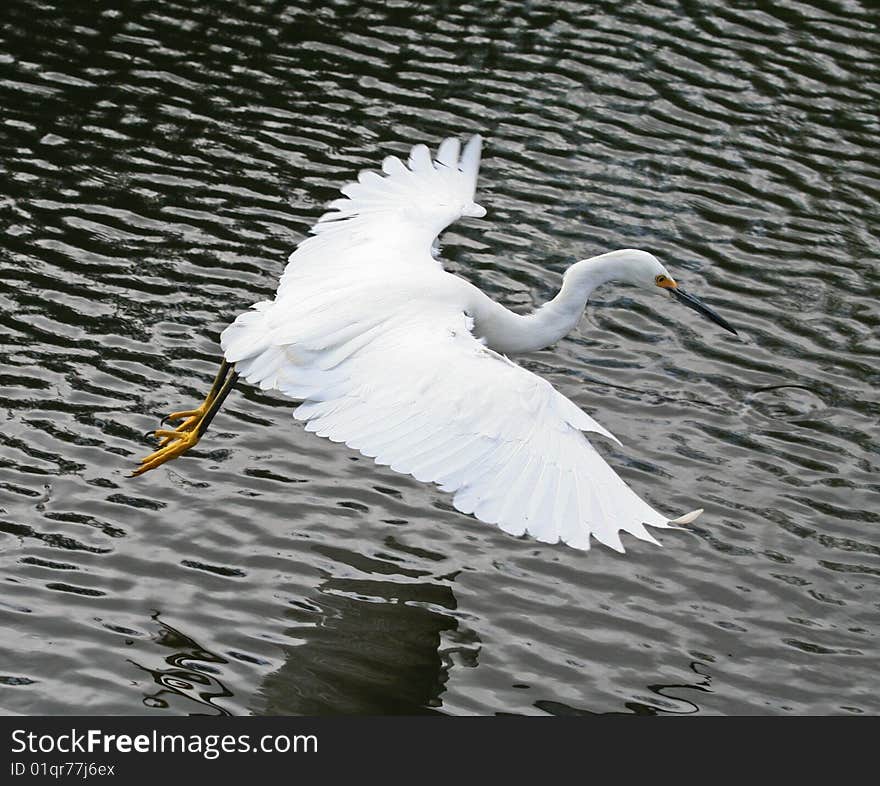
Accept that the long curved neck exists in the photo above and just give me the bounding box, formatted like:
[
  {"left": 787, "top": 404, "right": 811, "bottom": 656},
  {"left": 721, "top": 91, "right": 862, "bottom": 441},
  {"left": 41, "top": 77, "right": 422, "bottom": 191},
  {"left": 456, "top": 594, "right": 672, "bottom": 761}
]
[{"left": 470, "top": 250, "right": 632, "bottom": 354}]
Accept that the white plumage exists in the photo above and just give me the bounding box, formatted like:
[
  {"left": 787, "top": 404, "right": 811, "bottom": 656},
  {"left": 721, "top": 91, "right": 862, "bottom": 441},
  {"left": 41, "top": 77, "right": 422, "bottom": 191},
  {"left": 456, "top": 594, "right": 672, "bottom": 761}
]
[{"left": 217, "top": 134, "right": 707, "bottom": 552}]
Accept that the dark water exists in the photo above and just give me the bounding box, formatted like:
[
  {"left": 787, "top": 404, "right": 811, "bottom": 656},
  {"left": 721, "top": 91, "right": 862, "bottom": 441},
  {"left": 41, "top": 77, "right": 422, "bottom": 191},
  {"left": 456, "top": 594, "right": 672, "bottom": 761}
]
[{"left": 1, "top": 0, "right": 878, "bottom": 716}]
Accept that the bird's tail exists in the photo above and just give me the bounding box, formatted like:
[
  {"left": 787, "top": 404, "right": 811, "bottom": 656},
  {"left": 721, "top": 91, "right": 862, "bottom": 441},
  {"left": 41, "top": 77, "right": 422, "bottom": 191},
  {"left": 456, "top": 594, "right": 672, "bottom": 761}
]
[{"left": 220, "top": 301, "right": 288, "bottom": 390}]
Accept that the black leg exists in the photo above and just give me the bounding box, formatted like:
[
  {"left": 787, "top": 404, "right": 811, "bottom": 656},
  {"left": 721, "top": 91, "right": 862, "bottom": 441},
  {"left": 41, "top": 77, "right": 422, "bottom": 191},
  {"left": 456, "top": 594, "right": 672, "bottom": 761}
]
[
  {"left": 161, "top": 359, "right": 233, "bottom": 426},
  {"left": 196, "top": 370, "right": 239, "bottom": 438}
]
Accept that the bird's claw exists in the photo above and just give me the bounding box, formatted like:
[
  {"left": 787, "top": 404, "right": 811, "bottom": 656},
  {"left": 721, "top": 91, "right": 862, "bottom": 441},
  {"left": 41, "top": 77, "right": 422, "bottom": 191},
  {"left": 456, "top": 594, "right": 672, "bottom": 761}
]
[
  {"left": 163, "top": 406, "right": 206, "bottom": 424},
  {"left": 130, "top": 427, "right": 201, "bottom": 478},
  {"left": 155, "top": 415, "right": 202, "bottom": 447},
  {"left": 130, "top": 359, "right": 237, "bottom": 478},
  {"left": 132, "top": 404, "right": 210, "bottom": 475}
]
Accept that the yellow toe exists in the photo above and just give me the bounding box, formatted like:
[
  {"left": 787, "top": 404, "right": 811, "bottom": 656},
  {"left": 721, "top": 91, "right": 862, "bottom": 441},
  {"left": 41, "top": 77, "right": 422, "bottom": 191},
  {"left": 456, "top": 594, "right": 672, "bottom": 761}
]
[
  {"left": 166, "top": 405, "right": 207, "bottom": 423},
  {"left": 130, "top": 430, "right": 200, "bottom": 477}
]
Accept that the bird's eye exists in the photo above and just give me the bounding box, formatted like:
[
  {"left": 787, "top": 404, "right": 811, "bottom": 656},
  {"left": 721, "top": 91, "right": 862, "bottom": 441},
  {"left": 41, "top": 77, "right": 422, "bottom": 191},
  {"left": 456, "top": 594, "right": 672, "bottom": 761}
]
[{"left": 655, "top": 275, "right": 666, "bottom": 285}]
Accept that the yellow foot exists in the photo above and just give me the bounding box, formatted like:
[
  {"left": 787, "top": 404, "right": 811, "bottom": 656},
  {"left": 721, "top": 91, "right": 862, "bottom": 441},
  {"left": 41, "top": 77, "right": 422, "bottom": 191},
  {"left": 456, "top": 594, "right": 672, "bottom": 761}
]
[
  {"left": 130, "top": 359, "right": 237, "bottom": 478},
  {"left": 157, "top": 404, "right": 209, "bottom": 447},
  {"left": 130, "top": 428, "right": 201, "bottom": 478},
  {"left": 165, "top": 405, "right": 208, "bottom": 423}
]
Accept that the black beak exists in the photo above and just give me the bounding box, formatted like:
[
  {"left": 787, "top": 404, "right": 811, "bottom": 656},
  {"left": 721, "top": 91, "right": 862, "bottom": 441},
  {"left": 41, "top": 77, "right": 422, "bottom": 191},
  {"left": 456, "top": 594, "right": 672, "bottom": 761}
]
[{"left": 669, "top": 287, "right": 738, "bottom": 335}]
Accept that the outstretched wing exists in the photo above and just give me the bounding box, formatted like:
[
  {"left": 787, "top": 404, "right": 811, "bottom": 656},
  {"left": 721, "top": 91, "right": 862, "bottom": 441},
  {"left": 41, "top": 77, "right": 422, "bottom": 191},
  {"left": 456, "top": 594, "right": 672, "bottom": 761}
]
[
  {"left": 277, "top": 135, "right": 486, "bottom": 295},
  {"left": 223, "top": 299, "right": 699, "bottom": 552}
]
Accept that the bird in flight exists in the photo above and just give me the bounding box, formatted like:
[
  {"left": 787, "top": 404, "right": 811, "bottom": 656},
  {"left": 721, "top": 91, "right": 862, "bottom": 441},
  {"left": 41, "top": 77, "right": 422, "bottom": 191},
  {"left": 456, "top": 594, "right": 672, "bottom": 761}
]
[{"left": 132, "top": 135, "right": 737, "bottom": 552}]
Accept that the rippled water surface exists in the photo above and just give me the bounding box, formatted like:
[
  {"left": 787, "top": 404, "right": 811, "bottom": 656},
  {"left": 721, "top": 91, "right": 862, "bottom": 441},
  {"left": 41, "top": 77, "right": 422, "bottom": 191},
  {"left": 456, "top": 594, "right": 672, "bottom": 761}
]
[{"left": 1, "top": 0, "right": 878, "bottom": 716}]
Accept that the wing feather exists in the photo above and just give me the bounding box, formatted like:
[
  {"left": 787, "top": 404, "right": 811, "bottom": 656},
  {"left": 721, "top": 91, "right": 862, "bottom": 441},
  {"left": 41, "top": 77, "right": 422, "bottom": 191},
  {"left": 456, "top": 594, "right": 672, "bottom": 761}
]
[{"left": 436, "top": 137, "right": 461, "bottom": 167}]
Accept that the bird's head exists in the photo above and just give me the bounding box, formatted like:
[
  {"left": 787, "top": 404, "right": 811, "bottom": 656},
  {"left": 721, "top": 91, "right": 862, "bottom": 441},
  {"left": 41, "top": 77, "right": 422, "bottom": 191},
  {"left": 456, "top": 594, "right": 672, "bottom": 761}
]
[{"left": 613, "top": 249, "right": 738, "bottom": 336}]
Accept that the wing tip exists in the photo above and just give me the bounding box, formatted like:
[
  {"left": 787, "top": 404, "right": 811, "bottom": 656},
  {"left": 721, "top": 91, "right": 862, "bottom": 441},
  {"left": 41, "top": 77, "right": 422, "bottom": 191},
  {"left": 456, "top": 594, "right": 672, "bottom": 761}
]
[
  {"left": 319, "top": 132, "right": 485, "bottom": 230},
  {"left": 668, "top": 507, "right": 703, "bottom": 525},
  {"left": 462, "top": 202, "right": 487, "bottom": 218}
]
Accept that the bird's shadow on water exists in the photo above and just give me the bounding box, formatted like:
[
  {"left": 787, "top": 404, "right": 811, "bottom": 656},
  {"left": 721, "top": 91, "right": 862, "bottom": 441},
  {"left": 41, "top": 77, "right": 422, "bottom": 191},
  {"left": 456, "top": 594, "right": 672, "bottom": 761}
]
[
  {"left": 127, "top": 569, "right": 476, "bottom": 716},
  {"left": 256, "top": 572, "right": 472, "bottom": 715},
  {"left": 127, "top": 544, "right": 715, "bottom": 717}
]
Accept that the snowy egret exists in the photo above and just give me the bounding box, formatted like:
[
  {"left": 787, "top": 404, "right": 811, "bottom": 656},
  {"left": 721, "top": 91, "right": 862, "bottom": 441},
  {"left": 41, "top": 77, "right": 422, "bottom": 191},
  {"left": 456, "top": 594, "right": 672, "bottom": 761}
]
[{"left": 133, "top": 135, "right": 737, "bottom": 552}]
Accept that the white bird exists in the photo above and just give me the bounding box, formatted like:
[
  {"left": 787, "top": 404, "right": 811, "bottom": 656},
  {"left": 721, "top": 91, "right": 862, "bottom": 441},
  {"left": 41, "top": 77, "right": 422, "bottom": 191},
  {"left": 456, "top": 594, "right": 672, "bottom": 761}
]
[{"left": 133, "top": 134, "right": 737, "bottom": 553}]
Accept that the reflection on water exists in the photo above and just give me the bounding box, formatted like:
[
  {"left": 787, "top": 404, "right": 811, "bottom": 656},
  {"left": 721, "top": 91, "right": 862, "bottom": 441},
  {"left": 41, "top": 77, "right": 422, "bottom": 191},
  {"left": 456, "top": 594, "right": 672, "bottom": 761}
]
[
  {"left": 129, "top": 550, "right": 477, "bottom": 716},
  {"left": 259, "top": 558, "right": 471, "bottom": 715},
  {"left": 132, "top": 616, "right": 234, "bottom": 716},
  {"left": 1, "top": 0, "right": 879, "bottom": 715}
]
